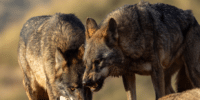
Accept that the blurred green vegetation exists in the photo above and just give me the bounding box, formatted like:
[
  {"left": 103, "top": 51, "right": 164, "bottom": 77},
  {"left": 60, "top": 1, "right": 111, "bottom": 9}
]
[{"left": 0, "top": 0, "right": 200, "bottom": 100}]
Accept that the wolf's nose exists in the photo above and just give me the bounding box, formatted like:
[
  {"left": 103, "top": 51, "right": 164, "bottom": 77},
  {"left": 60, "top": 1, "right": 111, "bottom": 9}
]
[
  {"left": 83, "top": 81, "right": 87, "bottom": 86},
  {"left": 83, "top": 80, "right": 91, "bottom": 86}
]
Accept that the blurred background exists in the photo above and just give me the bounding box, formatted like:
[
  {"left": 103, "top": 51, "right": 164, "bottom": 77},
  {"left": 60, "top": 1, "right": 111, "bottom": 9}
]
[{"left": 0, "top": 0, "right": 200, "bottom": 100}]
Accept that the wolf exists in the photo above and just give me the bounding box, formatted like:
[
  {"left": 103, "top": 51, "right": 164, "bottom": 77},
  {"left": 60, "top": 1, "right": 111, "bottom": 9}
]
[
  {"left": 82, "top": 1, "right": 200, "bottom": 100},
  {"left": 18, "top": 13, "right": 92, "bottom": 100},
  {"left": 159, "top": 88, "right": 200, "bottom": 100}
]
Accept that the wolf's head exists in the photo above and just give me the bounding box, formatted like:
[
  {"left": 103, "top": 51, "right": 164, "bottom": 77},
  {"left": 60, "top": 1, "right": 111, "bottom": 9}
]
[
  {"left": 54, "top": 46, "right": 92, "bottom": 100},
  {"left": 82, "top": 18, "right": 124, "bottom": 92}
]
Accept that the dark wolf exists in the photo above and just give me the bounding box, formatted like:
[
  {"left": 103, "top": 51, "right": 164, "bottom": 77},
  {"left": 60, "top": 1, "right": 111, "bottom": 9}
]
[
  {"left": 82, "top": 1, "right": 200, "bottom": 100},
  {"left": 18, "top": 13, "right": 92, "bottom": 100}
]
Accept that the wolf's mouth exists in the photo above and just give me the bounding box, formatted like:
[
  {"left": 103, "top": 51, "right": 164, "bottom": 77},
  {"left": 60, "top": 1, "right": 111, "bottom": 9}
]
[
  {"left": 86, "top": 78, "right": 105, "bottom": 92},
  {"left": 89, "top": 83, "right": 99, "bottom": 91},
  {"left": 88, "top": 83, "right": 101, "bottom": 92}
]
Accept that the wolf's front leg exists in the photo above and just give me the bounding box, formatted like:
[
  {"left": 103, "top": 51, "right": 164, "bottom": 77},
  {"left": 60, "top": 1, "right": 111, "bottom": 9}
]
[
  {"left": 151, "top": 63, "right": 165, "bottom": 100},
  {"left": 122, "top": 74, "right": 136, "bottom": 100}
]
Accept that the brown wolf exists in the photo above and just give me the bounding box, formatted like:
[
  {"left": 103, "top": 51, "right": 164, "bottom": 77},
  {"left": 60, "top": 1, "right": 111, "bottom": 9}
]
[
  {"left": 159, "top": 88, "right": 200, "bottom": 100},
  {"left": 18, "top": 13, "right": 92, "bottom": 100},
  {"left": 82, "top": 1, "right": 200, "bottom": 100}
]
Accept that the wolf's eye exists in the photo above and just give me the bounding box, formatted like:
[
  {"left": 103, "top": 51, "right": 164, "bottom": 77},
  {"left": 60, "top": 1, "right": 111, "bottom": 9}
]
[
  {"left": 59, "top": 77, "right": 63, "bottom": 82},
  {"left": 94, "top": 59, "right": 102, "bottom": 67}
]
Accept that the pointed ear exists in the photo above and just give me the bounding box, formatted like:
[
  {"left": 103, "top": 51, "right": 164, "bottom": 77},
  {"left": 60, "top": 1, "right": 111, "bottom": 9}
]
[
  {"left": 77, "top": 44, "right": 85, "bottom": 59},
  {"left": 86, "top": 18, "right": 98, "bottom": 40},
  {"left": 55, "top": 48, "right": 67, "bottom": 74},
  {"left": 106, "top": 18, "right": 118, "bottom": 42}
]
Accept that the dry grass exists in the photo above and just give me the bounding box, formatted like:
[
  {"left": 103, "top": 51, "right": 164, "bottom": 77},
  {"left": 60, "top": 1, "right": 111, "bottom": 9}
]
[{"left": 159, "top": 88, "right": 200, "bottom": 100}]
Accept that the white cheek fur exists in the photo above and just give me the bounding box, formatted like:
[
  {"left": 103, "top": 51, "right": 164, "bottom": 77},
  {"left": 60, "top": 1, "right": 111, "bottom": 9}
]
[
  {"left": 60, "top": 96, "right": 70, "bottom": 100},
  {"left": 96, "top": 67, "right": 109, "bottom": 80}
]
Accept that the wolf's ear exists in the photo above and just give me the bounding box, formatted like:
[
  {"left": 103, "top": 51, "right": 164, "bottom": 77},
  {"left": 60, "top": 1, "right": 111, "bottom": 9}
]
[
  {"left": 106, "top": 18, "right": 118, "bottom": 42},
  {"left": 78, "top": 44, "right": 85, "bottom": 59},
  {"left": 55, "top": 48, "right": 67, "bottom": 74},
  {"left": 86, "top": 18, "right": 98, "bottom": 40}
]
